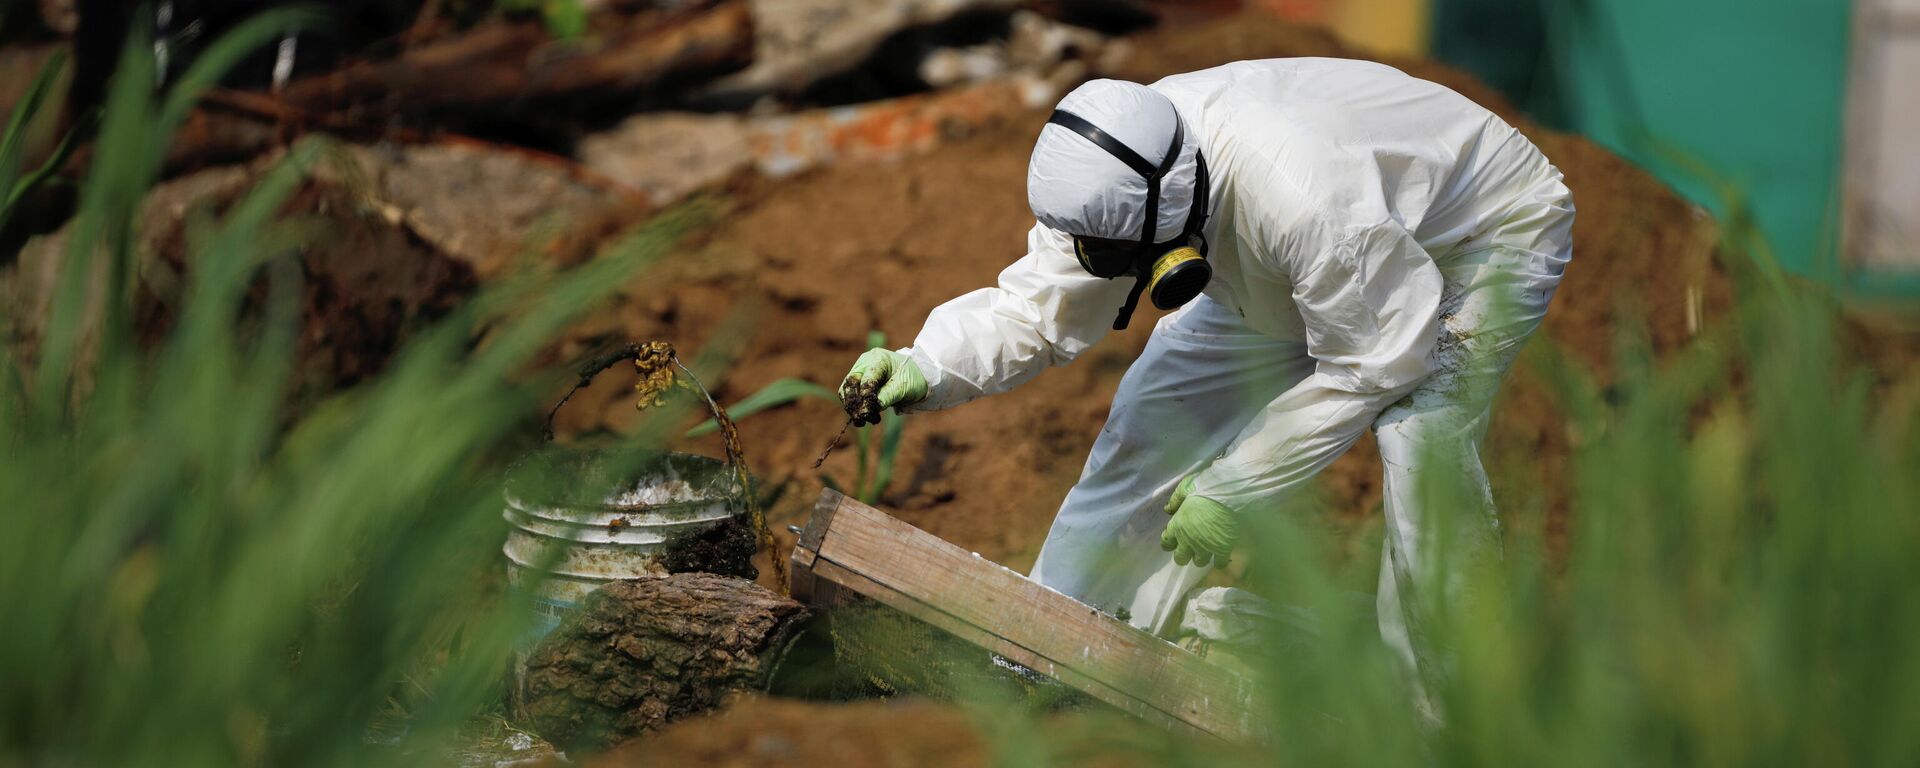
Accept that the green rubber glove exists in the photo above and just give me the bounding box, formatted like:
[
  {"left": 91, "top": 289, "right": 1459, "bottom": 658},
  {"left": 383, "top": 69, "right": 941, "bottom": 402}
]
[
  {"left": 1161, "top": 473, "right": 1238, "bottom": 568},
  {"left": 840, "top": 348, "right": 928, "bottom": 425}
]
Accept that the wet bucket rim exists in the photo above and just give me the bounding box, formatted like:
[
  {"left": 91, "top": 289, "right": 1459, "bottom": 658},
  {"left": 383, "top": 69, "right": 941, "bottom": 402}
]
[
  {"left": 503, "top": 448, "right": 744, "bottom": 514},
  {"left": 502, "top": 488, "right": 742, "bottom": 516}
]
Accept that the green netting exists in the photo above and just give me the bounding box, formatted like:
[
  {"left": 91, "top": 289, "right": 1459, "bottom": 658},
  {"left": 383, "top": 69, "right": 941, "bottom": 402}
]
[{"left": 823, "top": 596, "right": 1088, "bottom": 709}]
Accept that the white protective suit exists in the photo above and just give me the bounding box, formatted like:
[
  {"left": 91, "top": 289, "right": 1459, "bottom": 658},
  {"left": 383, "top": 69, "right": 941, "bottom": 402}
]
[{"left": 898, "top": 60, "right": 1574, "bottom": 660}]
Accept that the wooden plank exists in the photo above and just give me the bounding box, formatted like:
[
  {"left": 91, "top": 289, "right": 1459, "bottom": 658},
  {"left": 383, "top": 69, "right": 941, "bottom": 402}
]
[
  {"left": 789, "top": 489, "right": 1258, "bottom": 741},
  {"left": 789, "top": 546, "right": 819, "bottom": 603},
  {"left": 802, "top": 556, "right": 1211, "bottom": 740},
  {"left": 797, "top": 490, "right": 840, "bottom": 551}
]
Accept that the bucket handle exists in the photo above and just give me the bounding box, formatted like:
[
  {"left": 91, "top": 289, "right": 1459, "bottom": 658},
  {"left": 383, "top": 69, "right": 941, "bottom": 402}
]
[
  {"left": 542, "top": 342, "right": 744, "bottom": 472},
  {"left": 538, "top": 341, "right": 785, "bottom": 590}
]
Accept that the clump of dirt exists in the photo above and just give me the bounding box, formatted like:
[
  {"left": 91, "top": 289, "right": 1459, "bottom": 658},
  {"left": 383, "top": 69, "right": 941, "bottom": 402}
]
[
  {"left": 657, "top": 516, "right": 760, "bottom": 579},
  {"left": 517, "top": 573, "right": 809, "bottom": 750},
  {"left": 843, "top": 378, "right": 883, "bottom": 425}
]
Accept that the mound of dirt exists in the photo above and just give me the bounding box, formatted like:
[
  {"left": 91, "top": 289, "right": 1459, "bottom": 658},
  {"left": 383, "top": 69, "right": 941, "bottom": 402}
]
[
  {"left": 553, "top": 11, "right": 1726, "bottom": 577},
  {"left": 4, "top": 140, "right": 641, "bottom": 393}
]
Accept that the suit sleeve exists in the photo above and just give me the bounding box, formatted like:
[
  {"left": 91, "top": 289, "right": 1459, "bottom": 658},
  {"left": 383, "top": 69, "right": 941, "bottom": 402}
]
[{"left": 900, "top": 223, "right": 1135, "bottom": 412}]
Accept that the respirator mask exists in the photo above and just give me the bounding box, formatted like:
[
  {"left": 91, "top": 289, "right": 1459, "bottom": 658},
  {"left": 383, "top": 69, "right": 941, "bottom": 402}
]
[{"left": 1047, "top": 108, "right": 1212, "bottom": 331}]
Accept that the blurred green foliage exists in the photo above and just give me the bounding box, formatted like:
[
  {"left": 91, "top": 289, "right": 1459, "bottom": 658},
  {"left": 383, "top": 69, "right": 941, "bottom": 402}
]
[
  {"left": 0, "top": 11, "right": 690, "bottom": 765},
  {"left": 0, "top": 49, "right": 77, "bottom": 238},
  {"left": 494, "top": 0, "right": 587, "bottom": 40}
]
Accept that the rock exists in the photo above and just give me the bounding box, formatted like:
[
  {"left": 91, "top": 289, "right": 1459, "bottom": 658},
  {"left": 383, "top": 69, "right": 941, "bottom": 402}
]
[
  {"left": 577, "top": 113, "right": 756, "bottom": 207},
  {"left": 918, "top": 11, "right": 1118, "bottom": 88},
  {"left": 919, "top": 45, "right": 1009, "bottom": 89},
  {"left": 323, "top": 142, "right": 644, "bottom": 277},
  {"left": 516, "top": 574, "right": 810, "bottom": 750},
  {"left": 1004, "top": 9, "right": 1119, "bottom": 71},
  {"left": 582, "top": 71, "right": 1075, "bottom": 207},
  {"left": 582, "top": 6, "right": 1114, "bottom": 206}
]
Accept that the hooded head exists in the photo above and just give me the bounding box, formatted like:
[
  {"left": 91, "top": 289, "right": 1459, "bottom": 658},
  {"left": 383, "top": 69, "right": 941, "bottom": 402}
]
[{"left": 1027, "top": 79, "right": 1201, "bottom": 244}]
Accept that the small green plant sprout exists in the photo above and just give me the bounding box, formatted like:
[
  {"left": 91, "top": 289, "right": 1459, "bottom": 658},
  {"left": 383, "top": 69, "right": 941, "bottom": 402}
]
[{"left": 687, "top": 330, "right": 906, "bottom": 505}]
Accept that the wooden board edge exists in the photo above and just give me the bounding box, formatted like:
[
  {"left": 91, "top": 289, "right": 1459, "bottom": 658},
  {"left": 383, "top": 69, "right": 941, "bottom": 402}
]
[
  {"left": 807, "top": 555, "right": 1227, "bottom": 741},
  {"left": 820, "top": 494, "right": 1256, "bottom": 700},
  {"left": 789, "top": 546, "right": 819, "bottom": 603},
  {"left": 798, "top": 487, "right": 844, "bottom": 552},
  {"left": 811, "top": 491, "right": 1258, "bottom": 739}
]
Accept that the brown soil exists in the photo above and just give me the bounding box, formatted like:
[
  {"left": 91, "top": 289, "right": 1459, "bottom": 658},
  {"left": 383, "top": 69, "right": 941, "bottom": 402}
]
[
  {"left": 592, "top": 696, "right": 989, "bottom": 768},
  {"left": 657, "top": 516, "right": 761, "bottom": 580},
  {"left": 517, "top": 573, "right": 809, "bottom": 750},
  {"left": 590, "top": 694, "right": 1191, "bottom": 768},
  {"left": 552, "top": 11, "right": 1727, "bottom": 581},
  {"left": 4, "top": 142, "right": 637, "bottom": 394}
]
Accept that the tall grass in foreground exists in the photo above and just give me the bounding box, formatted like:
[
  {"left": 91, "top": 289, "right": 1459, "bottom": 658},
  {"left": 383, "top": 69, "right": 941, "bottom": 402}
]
[
  {"left": 0, "top": 15, "right": 690, "bottom": 766},
  {"left": 6, "top": 10, "right": 1917, "bottom": 768}
]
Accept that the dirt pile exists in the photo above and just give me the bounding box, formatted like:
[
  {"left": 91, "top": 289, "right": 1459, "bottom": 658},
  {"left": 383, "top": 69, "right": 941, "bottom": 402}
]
[
  {"left": 4, "top": 141, "right": 639, "bottom": 392},
  {"left": 518, "top": 573, "right": 810, "bottom": 750},
  {"left": 554, "top": 11, "right": 1725, "bottom": 577}
]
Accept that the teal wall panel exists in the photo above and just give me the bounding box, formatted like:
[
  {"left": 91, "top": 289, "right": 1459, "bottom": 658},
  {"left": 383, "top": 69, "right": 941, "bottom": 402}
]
[{"left": 1434, "top": 0, "right": 1855, "bottom": 277}]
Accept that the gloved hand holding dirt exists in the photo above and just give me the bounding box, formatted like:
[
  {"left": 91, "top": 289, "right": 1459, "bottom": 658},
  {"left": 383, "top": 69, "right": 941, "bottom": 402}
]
[{"left": 838, "top": 348, "right": 927, "bottom": 425}]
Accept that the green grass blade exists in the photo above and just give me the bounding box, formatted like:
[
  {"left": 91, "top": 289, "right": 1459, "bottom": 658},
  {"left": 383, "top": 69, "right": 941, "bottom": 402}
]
[
  {"left": 685, "top": 377, "right": 837, "bottom": 436},
  {"left": 0, "top": 48, "right": 66, "bottom": 204},
  {"left": 862, "top": 410, "right": 905, "bottom": 504}
]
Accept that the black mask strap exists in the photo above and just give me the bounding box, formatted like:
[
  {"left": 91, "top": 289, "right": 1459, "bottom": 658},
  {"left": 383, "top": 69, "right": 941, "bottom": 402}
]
[
  {"left": 1048, "top": 109, "right": 1185, "bottom": 249},
  {"left": 1188, "top": 152, "right": 1209, "bottom": 242},
  {"left": 1113, "top": 274, "right": 1148, "bottom": 331},
  {"left": 1047, "top": 109, "right": 1157, "bottom": 176},
  {"left": 1047, "top": 107, "right": 1189, "bottom": 330}
]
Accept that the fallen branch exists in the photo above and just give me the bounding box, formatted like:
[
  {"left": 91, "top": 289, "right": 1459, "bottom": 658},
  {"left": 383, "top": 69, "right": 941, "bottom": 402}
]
[
  {"left": 160, "top": 4, "right": 753, "bottom": 178},
  {"left": 274, "top": 0, "right": 754, "bottom": 119}
]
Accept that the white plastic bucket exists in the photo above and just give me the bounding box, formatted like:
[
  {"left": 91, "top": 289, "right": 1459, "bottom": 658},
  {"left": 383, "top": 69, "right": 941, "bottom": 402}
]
[{"left": 503, "top": 449, "right": 743, "bottom": 638}]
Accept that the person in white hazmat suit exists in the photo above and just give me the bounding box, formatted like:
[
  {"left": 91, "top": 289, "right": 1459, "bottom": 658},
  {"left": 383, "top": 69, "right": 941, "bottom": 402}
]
[{"left": 838, "top": 59, "right": 1573, "bottom": 669}]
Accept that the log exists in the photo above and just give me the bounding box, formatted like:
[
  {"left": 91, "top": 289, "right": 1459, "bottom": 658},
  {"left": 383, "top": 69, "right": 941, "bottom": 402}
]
[
  {"left": 791, "top": 489, "right": 1261, "bottom": 741},
  {"left": 60, "top": 2, "right": 751, "bottom": 178},
  {"left": 269, "top": 1, "right": 754, "bottom": 120},
  {"left": 516, "top": 573, "right": 810, "bottom": 750}
]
